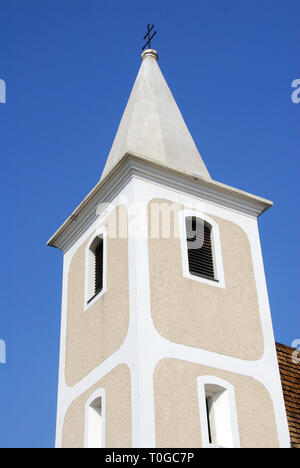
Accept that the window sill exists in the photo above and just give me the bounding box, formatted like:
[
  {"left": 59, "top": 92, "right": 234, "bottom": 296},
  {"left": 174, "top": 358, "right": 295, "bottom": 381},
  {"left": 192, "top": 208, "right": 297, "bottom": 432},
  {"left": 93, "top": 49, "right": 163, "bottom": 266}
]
[
  {"left": 189, "top": 271, "right": 219, "bottom": 283},
  {"left": 87, "top": 290, "right": 103, "bottom": 305},
  {"left": 85, "top": 287, "right": 106, "bottom": 312},
  {"left": 183, "top": 270, "right": 225, "bottom": 289}
]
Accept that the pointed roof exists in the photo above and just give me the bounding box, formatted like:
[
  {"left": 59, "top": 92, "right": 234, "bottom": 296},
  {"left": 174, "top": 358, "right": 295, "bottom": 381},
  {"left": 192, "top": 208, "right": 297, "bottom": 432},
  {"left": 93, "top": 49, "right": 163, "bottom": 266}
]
[{"left": 100, "top": 49, "right": 211, "bottom": 181}]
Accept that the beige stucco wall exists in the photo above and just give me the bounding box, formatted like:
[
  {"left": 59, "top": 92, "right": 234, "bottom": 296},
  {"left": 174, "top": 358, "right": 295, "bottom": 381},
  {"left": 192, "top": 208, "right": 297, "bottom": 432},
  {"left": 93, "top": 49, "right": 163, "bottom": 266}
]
[
  {"left": 154, "top": 358, "right": 279, "bottom": 448},
  {"left": 148, "top": 199, "right": 264, "bottom": 361},
  {"left": 62, "top": 364, "right": 132, "bottom": 448},
  {"left": 65, "top": 206, "right": 129, "bottom": 386}
]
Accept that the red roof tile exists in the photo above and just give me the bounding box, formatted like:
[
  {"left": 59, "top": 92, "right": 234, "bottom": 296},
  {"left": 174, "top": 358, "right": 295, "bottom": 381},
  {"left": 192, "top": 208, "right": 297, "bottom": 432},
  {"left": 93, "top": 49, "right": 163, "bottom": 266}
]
[{"left": 276, "top": 342, "right": 300, "bottom": 448}]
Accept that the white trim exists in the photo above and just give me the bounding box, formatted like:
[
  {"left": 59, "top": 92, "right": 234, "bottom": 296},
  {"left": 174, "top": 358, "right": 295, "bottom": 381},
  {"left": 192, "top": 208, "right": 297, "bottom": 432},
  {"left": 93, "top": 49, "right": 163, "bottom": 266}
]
[
  {"left": 197, "top": 376, "right": 240, "bottom": 448},
  {"left": 179, "top": 210, "right": 225, "bottom": 288},
  {"left": 127, "top": 180, "right": 157, "bottom": 448},
  {"left": 84, "top": 388, "right": 106, "bottom": 448},
  {"left": 84, "top": 227, "right": 107, "bottom": 312}
]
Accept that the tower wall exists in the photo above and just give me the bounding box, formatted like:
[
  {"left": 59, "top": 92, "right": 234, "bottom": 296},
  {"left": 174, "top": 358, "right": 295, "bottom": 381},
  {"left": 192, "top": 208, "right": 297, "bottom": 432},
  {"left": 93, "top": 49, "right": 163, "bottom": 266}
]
[{"left": 54, "top": 175, "right": 290, "bottom": 448}]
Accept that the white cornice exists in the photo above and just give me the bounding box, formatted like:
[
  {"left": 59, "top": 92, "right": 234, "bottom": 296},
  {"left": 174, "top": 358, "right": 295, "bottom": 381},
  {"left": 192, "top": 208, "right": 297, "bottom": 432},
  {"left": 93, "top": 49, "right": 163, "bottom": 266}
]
[{"left": 47, "top": 153, "right": 273, "bottom": 252}]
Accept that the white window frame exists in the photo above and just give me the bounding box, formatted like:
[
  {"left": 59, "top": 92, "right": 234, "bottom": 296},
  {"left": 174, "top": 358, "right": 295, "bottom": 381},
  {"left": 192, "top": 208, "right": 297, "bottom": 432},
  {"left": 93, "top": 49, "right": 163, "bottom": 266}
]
[
  {"left": 84, "top": 388, "right": 106, "bottom": 448},
  {"left": 179, "top": 210, "right": 225, "bottom": 289},
  {"left": 84, "top": 227, "right": 107, "bottom": 311},
  {"left": 197, "top": 376, "right": 240, "bottom": 448}
]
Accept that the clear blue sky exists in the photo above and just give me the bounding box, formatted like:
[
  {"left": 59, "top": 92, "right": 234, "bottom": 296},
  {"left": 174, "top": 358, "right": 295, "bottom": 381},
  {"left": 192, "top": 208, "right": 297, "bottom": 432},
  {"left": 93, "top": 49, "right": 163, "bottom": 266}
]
[{"left": 0, "top": 0, "right": 299, "bottom": 448}]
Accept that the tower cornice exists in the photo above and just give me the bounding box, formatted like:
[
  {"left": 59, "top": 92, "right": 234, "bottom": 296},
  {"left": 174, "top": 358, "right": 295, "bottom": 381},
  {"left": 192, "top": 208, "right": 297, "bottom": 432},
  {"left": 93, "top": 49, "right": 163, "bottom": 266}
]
[{"left": 47, "top": 153, "right": 273, "bottom": 252}]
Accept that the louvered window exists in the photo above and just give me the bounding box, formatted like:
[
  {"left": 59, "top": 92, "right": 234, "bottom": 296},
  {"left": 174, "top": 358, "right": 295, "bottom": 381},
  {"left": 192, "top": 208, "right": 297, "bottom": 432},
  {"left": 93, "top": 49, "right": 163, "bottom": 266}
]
[
  {"left": 87, "top": 236, "right": 104, "bottom": 304},
  {"left": 94, "top": 240, "right": 103, "bottom": 296},
  {"left": 186, "top": 216, "right": 215, "bottom": 281}
]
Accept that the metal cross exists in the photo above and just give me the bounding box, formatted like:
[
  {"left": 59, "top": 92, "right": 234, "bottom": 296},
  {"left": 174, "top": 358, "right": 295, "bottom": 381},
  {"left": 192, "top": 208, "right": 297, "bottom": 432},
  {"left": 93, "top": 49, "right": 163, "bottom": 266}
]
[{"left": 142, "top": 24, "right": 157, "bottom": 51}]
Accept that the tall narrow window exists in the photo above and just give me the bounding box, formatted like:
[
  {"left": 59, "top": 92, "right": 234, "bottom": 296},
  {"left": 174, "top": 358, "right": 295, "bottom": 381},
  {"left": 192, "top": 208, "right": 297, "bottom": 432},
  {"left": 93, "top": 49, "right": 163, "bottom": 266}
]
[
  {"left": 197, "top": 377, "right": 240, "bottom": 448},
  {"left": 94, "top": 240, "right": 103, "bottom": 296},
  {"left": 87, "top": 397, "right": 103, "bottom": 448},
  {"left": 205, "top": 386, "right": 224, "bottom": 447},
  {"left": 186, "top": 217, "right": 215, "bottom": 280},
  {"left": 87, "top": 236, "right": 104, "bottom": 303}
]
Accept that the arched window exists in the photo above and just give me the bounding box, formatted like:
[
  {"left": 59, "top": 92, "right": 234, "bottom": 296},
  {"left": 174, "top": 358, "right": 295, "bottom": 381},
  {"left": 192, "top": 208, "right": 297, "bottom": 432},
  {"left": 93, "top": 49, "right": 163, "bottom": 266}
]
[
  {"left": 85, "top": 228, "right": 107, "bottom": 308},
  {"left": 185, "top": 217, "right": 215, "bottom": 281},
  {"left": 197, "top": 376, "right": 240, "bottom": 448},
  {"left": 85, "top": 390, "right": 105, "bottom": 448},
  {"left": 179, "top": 210, "right": 225, "bottom": 288}
]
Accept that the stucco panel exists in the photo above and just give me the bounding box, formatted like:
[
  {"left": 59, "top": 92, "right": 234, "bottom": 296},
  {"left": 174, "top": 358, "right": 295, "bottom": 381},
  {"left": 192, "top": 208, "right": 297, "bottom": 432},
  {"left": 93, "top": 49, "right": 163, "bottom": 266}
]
[
  {"left": 62, "top": 364, "right": 132, "bottom": 448},
  {"left": 65, "top": 206, "right": 129, "bottom": 386},
  {"left": 148, "top": 199, "right": 264, "bottom": 360},
  {"left": 154, "top": 359, "right": 279, "bottom": 448}
]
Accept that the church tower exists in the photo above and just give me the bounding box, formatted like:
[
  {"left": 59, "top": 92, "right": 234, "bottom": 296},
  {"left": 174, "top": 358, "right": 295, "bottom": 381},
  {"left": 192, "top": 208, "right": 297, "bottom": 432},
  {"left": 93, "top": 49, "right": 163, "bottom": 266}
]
[{"left": 48, "top": 49, "right": 290, "bottom": 448}]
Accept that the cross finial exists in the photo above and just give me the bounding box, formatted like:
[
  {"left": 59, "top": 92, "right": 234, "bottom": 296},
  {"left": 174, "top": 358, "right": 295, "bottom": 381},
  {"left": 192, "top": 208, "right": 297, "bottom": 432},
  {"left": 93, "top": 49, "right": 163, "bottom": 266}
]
[{"left": 142, "top": 24, "right": 157, "bottom": 51}]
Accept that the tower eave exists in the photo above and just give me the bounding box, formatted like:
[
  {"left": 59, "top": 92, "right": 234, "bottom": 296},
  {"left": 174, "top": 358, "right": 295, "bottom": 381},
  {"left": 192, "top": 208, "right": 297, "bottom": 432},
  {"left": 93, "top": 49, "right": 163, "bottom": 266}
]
[{"left": 47, "top": 152, "right": 273, "bottom": 252}]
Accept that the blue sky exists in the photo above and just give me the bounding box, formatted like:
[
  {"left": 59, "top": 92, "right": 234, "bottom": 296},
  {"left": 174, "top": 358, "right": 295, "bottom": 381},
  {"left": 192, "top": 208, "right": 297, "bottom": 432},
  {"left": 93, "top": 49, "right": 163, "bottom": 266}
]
[{"left": 0, "top": 0, "right": 299, "bottom": 448}]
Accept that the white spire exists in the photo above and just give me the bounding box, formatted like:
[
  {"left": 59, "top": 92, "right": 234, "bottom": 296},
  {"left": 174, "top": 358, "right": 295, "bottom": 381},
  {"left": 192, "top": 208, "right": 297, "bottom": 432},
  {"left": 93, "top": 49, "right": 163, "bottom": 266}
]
[{"left": 100, "top": 49, "right": 211, "bottom": 181}]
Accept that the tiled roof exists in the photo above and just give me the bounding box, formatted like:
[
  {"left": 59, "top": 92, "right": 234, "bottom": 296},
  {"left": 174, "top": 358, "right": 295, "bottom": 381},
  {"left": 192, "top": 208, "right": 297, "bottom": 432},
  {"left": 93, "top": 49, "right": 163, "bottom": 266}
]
[{"left": 276, "top": 342, "right": 300, "bottom": 448}]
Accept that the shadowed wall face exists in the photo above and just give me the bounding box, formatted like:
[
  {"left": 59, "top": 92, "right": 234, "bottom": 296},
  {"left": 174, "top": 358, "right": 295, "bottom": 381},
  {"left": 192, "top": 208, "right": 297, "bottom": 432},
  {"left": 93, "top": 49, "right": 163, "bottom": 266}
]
[{"left": 65, "top": 206, "right": 129, "bottom": 386}]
